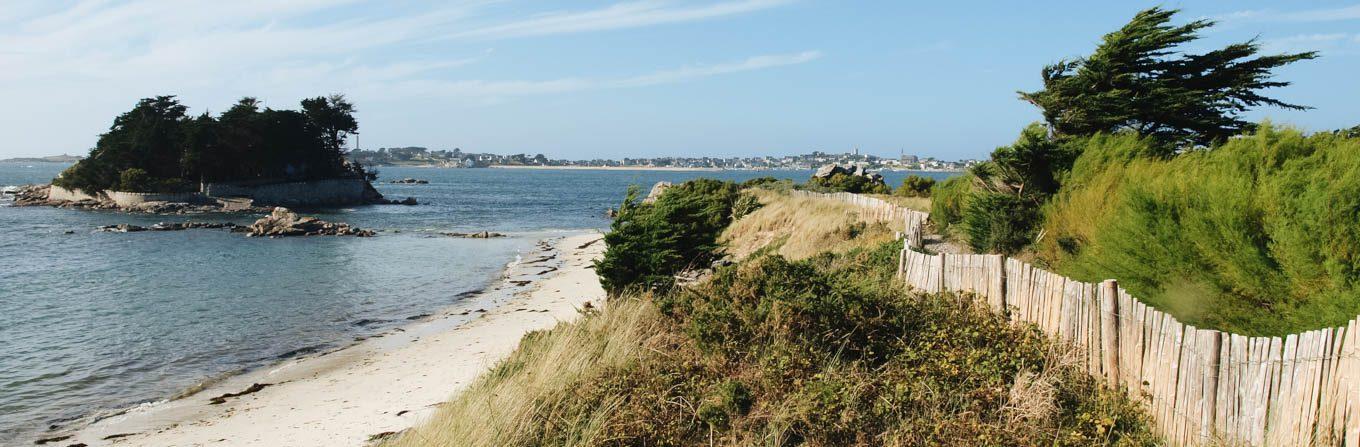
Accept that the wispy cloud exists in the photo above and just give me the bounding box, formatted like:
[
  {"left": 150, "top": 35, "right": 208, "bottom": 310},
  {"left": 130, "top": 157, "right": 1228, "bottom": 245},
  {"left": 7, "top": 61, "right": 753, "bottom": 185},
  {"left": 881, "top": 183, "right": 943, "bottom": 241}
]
[
  {"left": 364, "top": 51, "right": 822, "bottom": 101},
  {"left": 1261, "top": 33, "right": 1360, "bottom": 54},
  {"left": 1212, "top": 4, "right": 1360, "bottom": 24},
  {"left": 0, "top": 0, "right": 804, "bottom": 154},
  {"left": 446, "top": 0, "right": 794, "bottom": 40}
]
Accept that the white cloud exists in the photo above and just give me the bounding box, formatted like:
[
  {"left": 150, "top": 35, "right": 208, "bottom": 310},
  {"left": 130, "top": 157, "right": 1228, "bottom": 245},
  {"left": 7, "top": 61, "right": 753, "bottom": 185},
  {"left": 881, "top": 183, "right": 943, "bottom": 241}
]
[
  {"left": 445, "top": 0, "right": 794, "bottom": 40},
  {"left": 362, "top": 51, "right": 822, "bottom": 101},
  {"left": 0, "top": 1, "right": 802, "bottom": 155},
  {"left": 1261, "top": 33, "right": 1359, "bottom": 54},
  {"left": 1214, "top": 4, "right": 1360, "bottom": 24}
]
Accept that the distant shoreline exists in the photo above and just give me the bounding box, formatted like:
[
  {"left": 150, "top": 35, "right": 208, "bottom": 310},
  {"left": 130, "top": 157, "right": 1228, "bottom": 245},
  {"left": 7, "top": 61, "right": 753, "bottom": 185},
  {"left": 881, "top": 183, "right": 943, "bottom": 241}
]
[{"left": 488, "top": 165, "right": 723, "bottom": 172}]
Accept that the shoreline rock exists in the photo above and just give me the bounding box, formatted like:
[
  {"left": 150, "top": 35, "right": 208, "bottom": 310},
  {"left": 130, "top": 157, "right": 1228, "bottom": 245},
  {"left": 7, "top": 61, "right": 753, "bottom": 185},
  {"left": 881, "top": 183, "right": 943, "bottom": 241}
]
[
  {"left": 388, "top": 178, "right": 429, "bottom": 184},
  {"left": 441, "top": 231, "right": 505, "bottom": 239},
  {"left": 247, "top": 207, "right": 375, "bottom": 237}
]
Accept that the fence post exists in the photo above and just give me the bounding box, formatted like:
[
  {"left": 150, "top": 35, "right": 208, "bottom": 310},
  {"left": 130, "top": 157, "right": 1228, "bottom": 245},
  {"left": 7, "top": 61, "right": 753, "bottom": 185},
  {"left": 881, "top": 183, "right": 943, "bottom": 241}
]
[{"left": 1101, "top": 279, "right": 1120, "bottom": 386}]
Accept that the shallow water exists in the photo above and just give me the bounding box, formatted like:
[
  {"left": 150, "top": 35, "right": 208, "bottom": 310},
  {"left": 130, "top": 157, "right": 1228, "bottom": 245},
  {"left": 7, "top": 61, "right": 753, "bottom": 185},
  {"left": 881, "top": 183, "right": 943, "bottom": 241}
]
[{"left": 0, "top": 162, "right": 954, "bottom": 442}]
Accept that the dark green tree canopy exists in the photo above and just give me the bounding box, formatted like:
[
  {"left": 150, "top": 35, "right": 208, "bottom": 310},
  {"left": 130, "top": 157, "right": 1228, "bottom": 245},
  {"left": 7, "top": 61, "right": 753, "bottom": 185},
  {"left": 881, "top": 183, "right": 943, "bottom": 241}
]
[
  {"left": 1019, "top": 7, "right": 1316, "bottom": 147},
  {"left": 55, "top": 94, "right": 369, "bottom": 193}
]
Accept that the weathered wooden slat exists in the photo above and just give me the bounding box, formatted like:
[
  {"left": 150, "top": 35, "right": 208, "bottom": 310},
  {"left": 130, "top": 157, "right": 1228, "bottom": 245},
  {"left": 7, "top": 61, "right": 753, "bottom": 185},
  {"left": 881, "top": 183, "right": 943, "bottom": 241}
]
[{"left": 1100, "top": 280, "right": 1119, "bottom": 386}]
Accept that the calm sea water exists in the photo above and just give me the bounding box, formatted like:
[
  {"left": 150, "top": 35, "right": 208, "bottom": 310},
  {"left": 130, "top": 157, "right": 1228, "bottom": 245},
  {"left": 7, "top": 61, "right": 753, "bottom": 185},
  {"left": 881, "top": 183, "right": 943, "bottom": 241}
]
[{"left": 0, "top": 162, "right": 955, "bottom": 442}]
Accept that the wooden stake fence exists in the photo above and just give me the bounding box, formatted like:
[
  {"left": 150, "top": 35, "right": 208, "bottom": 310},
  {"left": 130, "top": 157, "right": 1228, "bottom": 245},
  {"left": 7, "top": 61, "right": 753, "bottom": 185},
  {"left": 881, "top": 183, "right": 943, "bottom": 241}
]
[{"left": 799, "top": 189, "right": 1360, "bottom": 446}]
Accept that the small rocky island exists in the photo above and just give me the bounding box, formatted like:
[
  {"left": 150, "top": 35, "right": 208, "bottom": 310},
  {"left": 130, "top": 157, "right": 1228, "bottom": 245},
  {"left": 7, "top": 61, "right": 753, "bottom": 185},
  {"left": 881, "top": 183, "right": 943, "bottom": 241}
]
[
  {"left": 246, "top": 208, "right": 375, "bottom": 237},
  {"left": 16, "top": 95, "right": 416, "bottom": 214}
]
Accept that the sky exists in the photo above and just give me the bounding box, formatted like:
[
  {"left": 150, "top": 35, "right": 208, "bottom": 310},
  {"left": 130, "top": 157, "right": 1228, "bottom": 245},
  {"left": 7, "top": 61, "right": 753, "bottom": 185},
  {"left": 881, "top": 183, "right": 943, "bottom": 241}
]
[{"left": 1, "top": 1, "right": 1357, "bottom": 160}]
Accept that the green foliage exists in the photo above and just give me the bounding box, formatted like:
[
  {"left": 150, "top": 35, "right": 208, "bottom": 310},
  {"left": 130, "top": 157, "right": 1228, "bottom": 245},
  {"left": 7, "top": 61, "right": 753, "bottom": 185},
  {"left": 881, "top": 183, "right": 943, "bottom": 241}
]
[
  {"left": 594, "top": 179, "right": 742, "bottom": 295},
  {"left": 807, "top": 172, "right": 890, "bottom": 194},
  {"left": 963, "top": 192, "right": 1040, "bottom": 255},
  {"left": 930, "top": 175, "right": 973, "bottom": 233},
  {"left": 1019, "top": 7, "right": 1316, "bottom": 148},
  {"left": 632, "top": 242, "right": 1155, "bottom": 445},
  {"left": 731, "top": 191, "right": 762, "bottom": 220},
  {"left": 1039, "top": 126, "right": 1360, "bottom": 335},
  {"left": 54, "top": 95, "right": 367, "bottom": 193},
  {"left": 894, "top": 175, "right": 936, "bottom": 197}
]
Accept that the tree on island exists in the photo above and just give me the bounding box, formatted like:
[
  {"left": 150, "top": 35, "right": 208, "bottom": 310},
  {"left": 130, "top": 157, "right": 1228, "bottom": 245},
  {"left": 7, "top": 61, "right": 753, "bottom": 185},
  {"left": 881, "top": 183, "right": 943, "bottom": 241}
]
[
  {"left": 1019, "top": 7, "right": 1317, "bottom": 149},
  {"left": 55, "top": 95, "right": 372, "bottom": 193}
]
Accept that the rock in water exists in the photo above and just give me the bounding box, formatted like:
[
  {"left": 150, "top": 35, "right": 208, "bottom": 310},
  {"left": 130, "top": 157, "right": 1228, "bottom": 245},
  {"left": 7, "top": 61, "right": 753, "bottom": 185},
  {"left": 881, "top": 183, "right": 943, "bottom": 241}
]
[
  {"left": 642, "top": 181, "right": 672, "bottom": 204},
  {"left": 247, "top": 207, "right": 374, "bottom": 237}
]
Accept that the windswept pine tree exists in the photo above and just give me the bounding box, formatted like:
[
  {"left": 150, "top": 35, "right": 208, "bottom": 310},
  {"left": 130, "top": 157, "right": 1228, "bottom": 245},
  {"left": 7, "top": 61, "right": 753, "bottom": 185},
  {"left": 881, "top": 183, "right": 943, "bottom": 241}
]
[{"left": 1019, "top": 7, "right": 1317, "bottom": 148}]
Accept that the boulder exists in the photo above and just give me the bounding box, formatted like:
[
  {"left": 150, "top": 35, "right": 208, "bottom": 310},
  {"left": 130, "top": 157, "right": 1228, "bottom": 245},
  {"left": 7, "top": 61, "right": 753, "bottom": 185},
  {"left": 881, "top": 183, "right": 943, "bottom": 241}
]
[
  {"left": 246, "top": 207, "right": 374, "bottom": 237},
  {"left": 642, "top": 181, "right": 672, "bottom": 204},
  {"left": 441, "top": 231, "right": 506, "bottom": 238},
  {"left": 399, "top": 197, "right": 418, "bottom": 206}
]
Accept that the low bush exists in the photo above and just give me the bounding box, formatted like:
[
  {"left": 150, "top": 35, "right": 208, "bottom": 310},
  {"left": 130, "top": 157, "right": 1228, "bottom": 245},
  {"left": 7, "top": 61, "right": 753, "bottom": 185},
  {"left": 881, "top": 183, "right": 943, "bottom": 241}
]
[
  {"left": 1039, "top": 126, "right": 1360, "bottom": 335},
  {"left": 895, "top": 175, "right": 936, "bottom": 197},
  {"left": 595, "top": 179, "right": 742, "bottom": 295}
]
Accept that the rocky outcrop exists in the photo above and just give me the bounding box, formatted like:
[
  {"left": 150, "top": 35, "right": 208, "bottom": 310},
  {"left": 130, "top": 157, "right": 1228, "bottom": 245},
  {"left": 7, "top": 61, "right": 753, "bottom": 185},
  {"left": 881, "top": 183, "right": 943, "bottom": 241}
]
[
  {"left": 8, "top": 184, "right": 51, "bottom": 206},
  {"left": 441, "top": 231, "right": 505, "bottom": 238},
  {"left": 389, "top": 178, "right": 429, "bottom": 184},
  {"left": 813, "top": 164, "right": 884, "bottom": 183},
  {"left": 246, "top": 207, "right": 375, "bottom": 237},
  {"left": 97, "top": 222, "right": 243, "bottom": 233},
  {"left": 642, "top": 181, "right": 672, "bottom": 204}
]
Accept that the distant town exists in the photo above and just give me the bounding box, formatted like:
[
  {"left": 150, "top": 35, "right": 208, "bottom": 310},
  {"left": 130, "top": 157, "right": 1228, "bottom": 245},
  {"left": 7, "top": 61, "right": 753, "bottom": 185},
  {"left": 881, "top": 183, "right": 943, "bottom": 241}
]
[
  {"left": 349, "top": 147, "right": 980, "bottom": 172},
  {"left": 2, "top": 149, "right": 981, "bottom": 172}
]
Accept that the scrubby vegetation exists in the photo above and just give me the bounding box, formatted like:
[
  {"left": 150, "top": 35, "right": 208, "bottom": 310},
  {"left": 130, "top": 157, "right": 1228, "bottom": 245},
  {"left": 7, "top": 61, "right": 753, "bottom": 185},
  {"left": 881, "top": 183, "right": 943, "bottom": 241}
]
[
  {"left": 595, "top": 179, "right": 743, "bottom": 295},
  {"left": 1037, "top": 126, "right": 1360, "bottom": 335},
  {"left": 54, "top": 95, "right": 371, "bottom": 193},
  {"left": 928, "top": 8, "right": 1344, "bottom": 335},
  {"left": 391, "top": 214, "right": 1157, "bottom": 446},
  {"left": 721, "top": 188, "right": 898, "bottom": 261},
  {"left": 894, "top": 175, "right": 935, "bottom": 198}
]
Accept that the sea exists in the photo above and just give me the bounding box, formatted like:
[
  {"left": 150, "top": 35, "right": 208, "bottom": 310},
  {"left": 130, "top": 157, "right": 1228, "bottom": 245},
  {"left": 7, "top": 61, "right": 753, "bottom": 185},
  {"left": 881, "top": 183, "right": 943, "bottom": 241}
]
[{"left": 0, "top": 162, "right": 955, "bottom": 443}]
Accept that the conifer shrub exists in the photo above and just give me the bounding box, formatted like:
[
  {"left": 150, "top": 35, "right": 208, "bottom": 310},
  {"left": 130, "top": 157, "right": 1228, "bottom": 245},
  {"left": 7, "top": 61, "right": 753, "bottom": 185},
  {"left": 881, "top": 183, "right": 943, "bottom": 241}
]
[
  {"left": 595, "top": 179, "right": 742, "bottom": 295},
  {"left": 895, "top": 175, "right": 936, "bottom": 197}
]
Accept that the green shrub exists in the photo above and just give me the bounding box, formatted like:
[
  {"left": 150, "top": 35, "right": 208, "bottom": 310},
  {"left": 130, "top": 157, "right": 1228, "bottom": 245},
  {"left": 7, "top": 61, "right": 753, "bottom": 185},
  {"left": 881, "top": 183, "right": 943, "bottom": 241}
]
[
  {"left": 930, "top": 175, "right": 973, "bottom": 232},
  {"left": 895, "top": 175, "right": 936, "bottom": 197},
  {"left": 962, "top": 192, "right": 1040, "bottom": 255},
  {"left": 807, "top": 172, "right": 890, "bottom": 194},
  {"left": 595, "top": 179, "right": 741, "bottom": 295},
  {"left": 731, "top": 191, "right": 762, "bottom": 220},
  {"left": 1039, "top": 125, "right": 1360, "bottom": 335}
]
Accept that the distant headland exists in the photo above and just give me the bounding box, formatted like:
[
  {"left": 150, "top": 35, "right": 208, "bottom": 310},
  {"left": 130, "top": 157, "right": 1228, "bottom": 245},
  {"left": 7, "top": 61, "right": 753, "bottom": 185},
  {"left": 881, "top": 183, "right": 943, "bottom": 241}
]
[{"left": 0, "top": 154, "right": 82, "bottom": 163}]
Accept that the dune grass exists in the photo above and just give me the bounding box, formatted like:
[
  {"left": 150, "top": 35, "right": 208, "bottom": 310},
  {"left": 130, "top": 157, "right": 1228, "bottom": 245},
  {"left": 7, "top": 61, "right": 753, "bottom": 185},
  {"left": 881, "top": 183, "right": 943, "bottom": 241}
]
[
  {"left": 720, "top": 188, "right": 898, "bottom": 261},
  {"left": 388, "top": 237, "right": 1156, "bottom": 446}
]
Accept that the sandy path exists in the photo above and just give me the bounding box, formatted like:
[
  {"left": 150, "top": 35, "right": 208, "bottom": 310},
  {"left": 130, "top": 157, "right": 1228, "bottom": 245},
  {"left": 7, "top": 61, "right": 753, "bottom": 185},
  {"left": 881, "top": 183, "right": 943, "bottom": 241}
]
[{"left": 65, "top": 233, "right": 606, "bottom": 447}]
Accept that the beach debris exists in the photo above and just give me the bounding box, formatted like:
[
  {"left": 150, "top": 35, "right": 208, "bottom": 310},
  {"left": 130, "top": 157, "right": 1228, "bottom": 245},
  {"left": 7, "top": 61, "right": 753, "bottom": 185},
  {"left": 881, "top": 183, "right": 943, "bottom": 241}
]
[
  {"left": 405, "top": 313, "right": 431, "bottom": 320},
  {"left": 395, "top": 410, "right": 411, "bottom": 417},
  {"left": 441, "top": 231, "right": 504, "bottom": 238},
  {"left": 33, "top": 434, "right": 71, "bottom": 445},
  {"left": 246, "top": 207, "right": 375, "bottom": 237},
  {"left": 208, "top": 383, "right": 272, "bottom": 405},
  {"left": 101, "top": 433, "right": 136, "bottom": 440},
  {"left": 576, "top": 237, "right": 603, "bottom": 249},
  {"left": 389, "top": 178, "right": 429, "bottom": 184}
]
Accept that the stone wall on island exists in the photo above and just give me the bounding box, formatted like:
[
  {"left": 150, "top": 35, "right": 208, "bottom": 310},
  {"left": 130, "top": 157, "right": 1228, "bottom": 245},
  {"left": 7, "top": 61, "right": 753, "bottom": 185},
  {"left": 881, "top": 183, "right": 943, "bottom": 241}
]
[
  {"left": 47, "top": 178, "right": 377, "bottom": 208},
  {"left": 201, "top": 178, "right": 373, "bottom": 206}
]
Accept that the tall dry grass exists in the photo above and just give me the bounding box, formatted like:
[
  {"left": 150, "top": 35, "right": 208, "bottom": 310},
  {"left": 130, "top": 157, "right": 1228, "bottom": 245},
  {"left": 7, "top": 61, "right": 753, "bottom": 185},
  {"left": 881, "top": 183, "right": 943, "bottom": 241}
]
[
  {"left": 385, "top": 299, "right": 665, "bottom": 447},
  {"left": 720, "top": 189, "right": 898, "bottom": 260}
]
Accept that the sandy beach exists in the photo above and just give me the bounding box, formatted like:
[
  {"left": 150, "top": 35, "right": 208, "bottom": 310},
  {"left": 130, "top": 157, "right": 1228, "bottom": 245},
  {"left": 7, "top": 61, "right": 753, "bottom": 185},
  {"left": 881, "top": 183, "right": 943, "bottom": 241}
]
[{"left": 60, "top": 232, "right": 606, "bottom": 447}]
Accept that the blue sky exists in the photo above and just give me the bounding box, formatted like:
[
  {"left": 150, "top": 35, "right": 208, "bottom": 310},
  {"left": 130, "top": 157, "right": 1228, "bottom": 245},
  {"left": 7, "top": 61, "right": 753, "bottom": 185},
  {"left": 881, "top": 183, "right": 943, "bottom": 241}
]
[{"left": 1, "top": 1, "right": 1357, "bottom": 160}]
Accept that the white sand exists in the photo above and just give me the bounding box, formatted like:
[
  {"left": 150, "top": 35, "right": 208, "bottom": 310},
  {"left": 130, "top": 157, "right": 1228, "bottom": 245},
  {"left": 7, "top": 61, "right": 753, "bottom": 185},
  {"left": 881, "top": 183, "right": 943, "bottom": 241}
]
[{"left": 66, "top": 233, "right": 606, "bottom": 447}]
